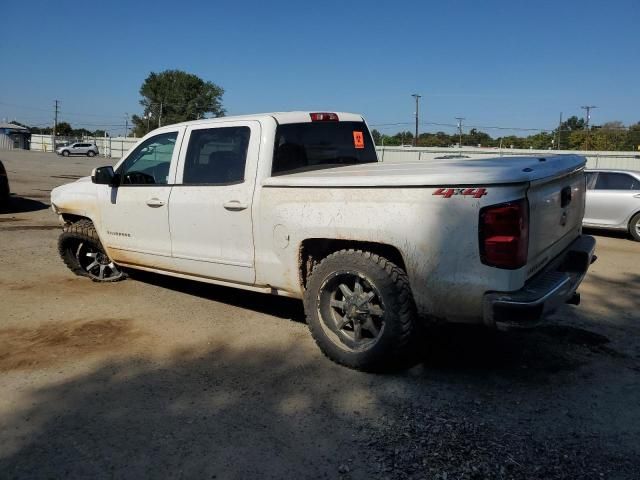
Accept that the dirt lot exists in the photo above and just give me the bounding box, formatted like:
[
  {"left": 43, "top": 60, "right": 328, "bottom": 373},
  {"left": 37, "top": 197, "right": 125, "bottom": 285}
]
[{"left": 1, "top": 149, "right": 639, "bottom": 479}]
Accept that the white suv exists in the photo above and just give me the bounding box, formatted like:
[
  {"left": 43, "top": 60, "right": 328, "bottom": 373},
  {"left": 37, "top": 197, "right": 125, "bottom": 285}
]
[{"left": 56, "top": 142, "right": 99, "bottom": 157}]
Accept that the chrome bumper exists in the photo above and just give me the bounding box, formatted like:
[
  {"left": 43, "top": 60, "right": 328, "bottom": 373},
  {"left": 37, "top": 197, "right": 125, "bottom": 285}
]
[{"left": 483, "top": 235, "right": 596, "bottom": 328}]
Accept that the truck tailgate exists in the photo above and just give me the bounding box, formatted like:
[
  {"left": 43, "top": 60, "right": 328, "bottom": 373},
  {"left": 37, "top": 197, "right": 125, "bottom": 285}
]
[{"left": 526, "top": 168, "right": 586, "bottom": 278}]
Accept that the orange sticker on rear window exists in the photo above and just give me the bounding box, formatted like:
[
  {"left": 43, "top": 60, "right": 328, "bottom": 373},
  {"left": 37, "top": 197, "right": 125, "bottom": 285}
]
[{"left": 353, "top": 131, "right": 365, "bottom": 149}]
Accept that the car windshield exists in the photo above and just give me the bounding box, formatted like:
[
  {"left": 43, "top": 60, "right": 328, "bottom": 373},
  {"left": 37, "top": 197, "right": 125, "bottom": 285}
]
[{"left": 271, "top": 121, "right": 378, "bottom": 176}]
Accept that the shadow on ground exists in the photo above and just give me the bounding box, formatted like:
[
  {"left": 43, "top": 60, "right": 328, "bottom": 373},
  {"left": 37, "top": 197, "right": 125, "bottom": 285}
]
[
  {"left": 0, "top": 336, "right": 637, "bottom": 479},
  {"left": 128, "top": 270, "right": 306, "bottom": 322},
  {"left": 583, "top": 227, "right": 631, "bottom": 240},
  {"left": 0, "top": 195, "right": 49, "bottom": 214},
  {"left": 1, "top": 274, "right": 638, "bottom": 479}
]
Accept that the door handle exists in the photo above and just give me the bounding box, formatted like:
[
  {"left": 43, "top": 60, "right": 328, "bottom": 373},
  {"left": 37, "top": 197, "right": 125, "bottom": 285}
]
[
  {"left": 223, "top": 200, "right": 248, "bottom": 211},
  {"left": 146, "top": 198, "right": 165, "bottom": 208}
]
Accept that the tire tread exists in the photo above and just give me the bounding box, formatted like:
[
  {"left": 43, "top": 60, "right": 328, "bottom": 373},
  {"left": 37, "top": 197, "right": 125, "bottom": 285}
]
[
  {"left": 303, "top": 249, "right": 418, "bottom": 371},
  {"left": 58, "top": 219, "right": 126, "bottom": 282}
]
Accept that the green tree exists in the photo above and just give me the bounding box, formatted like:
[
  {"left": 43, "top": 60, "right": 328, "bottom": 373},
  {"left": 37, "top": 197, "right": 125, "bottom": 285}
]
[
  {"left": 591, "top": 122, "right": 627, "bottom": 151},
  {"left": 625, "top": 123, "right": 640, "bottom": 151},
  {"left": 561, "top": 116, "right": 586, "bottom": 131},
  {"left": 464, "top": 128, "right": 494, "bottom": 147},
  {"left": 556, "top": 115, "right": 585, "bottom": 149},
  {"left": 568, "top": 130, "right": 587, "bottom": 150},
  {"left": 131, "top": 69, "right": 225, "bottom": 137},
  {"left": 55, "top": 122, "right": 72, "bottom": 136},
  {"left": 523, "top": 131, "right": 554, "bottom": 149},
  {"left": 71, "top": 127, "right": 93, "bottom": 137},
  {"left": 371, "top": 129, "right": 382, "bottom": 145},
  {"left": 8, "top": 120, "right": 29, "bottom": 128}
]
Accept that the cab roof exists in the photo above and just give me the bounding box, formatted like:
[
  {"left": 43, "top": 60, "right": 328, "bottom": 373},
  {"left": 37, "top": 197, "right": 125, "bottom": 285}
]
[{"left": 171, "top": 111, "right": 365, "bottom": 128}]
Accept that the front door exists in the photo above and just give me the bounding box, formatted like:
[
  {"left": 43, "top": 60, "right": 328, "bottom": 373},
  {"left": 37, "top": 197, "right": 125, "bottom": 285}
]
[
  {"left": 168, "top": 121, "right": 260, "bottom": 284},
  {"left": 98, "top": 129, "right": 184, "bottom": 267}
]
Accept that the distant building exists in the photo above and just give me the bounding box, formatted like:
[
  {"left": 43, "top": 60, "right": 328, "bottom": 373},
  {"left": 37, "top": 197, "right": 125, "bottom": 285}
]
[{"left": 0, "top": 123, "right": 31, "bottom": 150}]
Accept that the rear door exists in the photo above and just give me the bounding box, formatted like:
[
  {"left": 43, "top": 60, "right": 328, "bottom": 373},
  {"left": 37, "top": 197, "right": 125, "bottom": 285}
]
[
  {"left": 168, "top": 120, "right": 260, "bottom": 284},
  {"left": 585, "top": 172, "right": 640, "bottom": 227}
]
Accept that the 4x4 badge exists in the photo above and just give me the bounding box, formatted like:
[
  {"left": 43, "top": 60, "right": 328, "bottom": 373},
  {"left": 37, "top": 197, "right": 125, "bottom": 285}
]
[{"left": 433, "top": 188, "right": 488, "bottom": 199}]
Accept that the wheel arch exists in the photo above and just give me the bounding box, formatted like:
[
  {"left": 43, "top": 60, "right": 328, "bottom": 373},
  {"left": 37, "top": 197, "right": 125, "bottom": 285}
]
[
  {"left": 298, "top": 238, "right": 407, "bottom": 289},
  {"left": 60, "top": 213, "right": 92, "bottom": 225},
  {"left": 628, "top": 209, "right": 640, "bottom": 238},
  {"left": 59, "top": 214, "right": 110, "bottom": 251},
  {"left": 628, "top": 209, "right": 640, "bottom": 226}
]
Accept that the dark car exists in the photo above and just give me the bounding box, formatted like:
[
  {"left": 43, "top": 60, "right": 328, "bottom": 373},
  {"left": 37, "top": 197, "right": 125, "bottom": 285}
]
[{"left": 0, "top": 159, "right": 10, "bottom": 209}]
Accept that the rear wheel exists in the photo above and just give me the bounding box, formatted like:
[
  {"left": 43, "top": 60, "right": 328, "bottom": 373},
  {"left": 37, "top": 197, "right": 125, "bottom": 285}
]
[
  {"left": 87, "top": 151, "right": 96, "bottom": 157},
  {"left": 630, "top": 212, "right": 640, "bottom": 242},
  {"left": 58, "top": 219, "right": 126, "bottom": 282},
  {"left": 304, "top": 249, "right": 419, "bottom": 371}
]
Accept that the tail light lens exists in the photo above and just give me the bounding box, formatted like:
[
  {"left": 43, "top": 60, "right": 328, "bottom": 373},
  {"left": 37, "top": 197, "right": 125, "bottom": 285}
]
[
  {"left": 310, "top": 112, "right": 339, "bottom": 122},
  {"left": 479, "top": 198, "right": 529, "bottom": 269}
]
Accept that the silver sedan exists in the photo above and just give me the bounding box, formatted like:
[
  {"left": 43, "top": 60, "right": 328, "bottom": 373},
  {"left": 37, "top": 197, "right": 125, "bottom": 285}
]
[{"left": 584, "top": 169, "right": 640, "bottom": 241}]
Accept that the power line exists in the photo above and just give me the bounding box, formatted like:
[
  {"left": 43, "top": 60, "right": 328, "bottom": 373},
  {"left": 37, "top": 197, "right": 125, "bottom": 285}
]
[
  {"left": 370, "top": 120, "right": 552, "bottom": 132},
  {"left": 0, "top": 100, "right": 132, "bottom": 121}
]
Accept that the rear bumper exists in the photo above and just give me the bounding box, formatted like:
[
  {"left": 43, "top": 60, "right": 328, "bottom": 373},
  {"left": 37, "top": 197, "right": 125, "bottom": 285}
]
[{"left": 483, "top": 235, "right": 596, "bottom": 328}]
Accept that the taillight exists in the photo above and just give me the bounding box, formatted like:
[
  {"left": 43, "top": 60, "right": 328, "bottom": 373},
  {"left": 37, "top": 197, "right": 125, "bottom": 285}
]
[
  {"left": 310, "top": 112, "right": 339, "bottom": 122},
  {"left": 479, "top": 198, "right": 529, "bottom": 269}
]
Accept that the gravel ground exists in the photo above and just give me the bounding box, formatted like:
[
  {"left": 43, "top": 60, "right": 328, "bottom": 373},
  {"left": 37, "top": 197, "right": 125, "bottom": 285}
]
[{"left": 1, "top": 150, "right": 639, "bottom": 479}]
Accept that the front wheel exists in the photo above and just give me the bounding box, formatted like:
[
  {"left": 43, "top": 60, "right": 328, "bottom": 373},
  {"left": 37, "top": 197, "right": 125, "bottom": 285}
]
[
  {"left": 58, "top": 219, "right": 126, "bottom": 282},
  {"left": 630, "top": 212, "right": 640, "bottom": 242},
  {"left": 304, "top": 250, "right": 418, "bottom": 372},
  {"left": 62, "top": 150, "right": 70, "bottom": 157}
]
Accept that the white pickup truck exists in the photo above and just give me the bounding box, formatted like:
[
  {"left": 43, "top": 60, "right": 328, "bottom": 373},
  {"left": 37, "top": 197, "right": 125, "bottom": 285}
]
[{"left": 51, "top": 111, "right": 596, "bottom": 371}]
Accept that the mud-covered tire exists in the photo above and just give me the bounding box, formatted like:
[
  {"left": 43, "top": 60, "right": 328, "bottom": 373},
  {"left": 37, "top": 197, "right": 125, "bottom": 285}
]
[
  {"left": 58, "top": 219, "right": 126, "bottom": 282},
  {"left": 304, "top": 249, "right": 419, "bottom": 372},
  {"left": 629, "top": 212, "right": 640, "bottom": 242}
]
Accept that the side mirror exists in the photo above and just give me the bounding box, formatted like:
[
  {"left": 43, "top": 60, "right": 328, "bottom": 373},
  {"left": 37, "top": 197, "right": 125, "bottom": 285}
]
[{"left": 91, "top": 166, "right": 119, "bottom": 186}]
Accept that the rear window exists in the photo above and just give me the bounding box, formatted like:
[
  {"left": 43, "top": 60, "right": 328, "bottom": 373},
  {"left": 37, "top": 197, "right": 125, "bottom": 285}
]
[
  {"left": 595, "top": 172, "right": 640, "bottom": 190},
  {"left": 271, "top": 121, "right": 377, "bottom": 176}
]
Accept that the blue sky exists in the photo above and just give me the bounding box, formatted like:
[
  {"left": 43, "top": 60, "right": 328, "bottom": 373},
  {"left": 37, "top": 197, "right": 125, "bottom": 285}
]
[{"left": 1, "top": 0, "right": 638, "bottom": 136}]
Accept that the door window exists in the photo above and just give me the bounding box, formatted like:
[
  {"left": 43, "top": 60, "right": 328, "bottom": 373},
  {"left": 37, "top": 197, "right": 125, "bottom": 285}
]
[
  {"left": 585, "top": 172, "right": 598, "bottom": 190},
  {"left": 117, "top": 132, "right": 178, "bottom": 185},
  {"left": 594, "top": 172, "right": 640, "bottom": 190},
  {"left": 182, "top": 126, "right": 250, "bottom": 185}
]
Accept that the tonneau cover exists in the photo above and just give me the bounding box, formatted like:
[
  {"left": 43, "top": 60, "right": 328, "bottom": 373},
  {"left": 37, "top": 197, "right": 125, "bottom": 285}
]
[{"left": 263, "top": 155, "right": 586, "bottom": 187}]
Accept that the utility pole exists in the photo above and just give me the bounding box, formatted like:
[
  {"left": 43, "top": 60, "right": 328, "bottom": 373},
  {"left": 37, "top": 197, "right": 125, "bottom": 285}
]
[
  {"left": 455, "top": 117, "right": 465, "bottom": 148},
  {"left": 556, "top": 112, "right": 563, "bottom": 150},
  {"left": 53, "top": 100, "right": 60, "bottom": 150},
  {"left": 124, "top": 112, "right": 129, "bottom": 138},
  {"left": 581, "top": 105, "right": 597, "bottom": 150},
  {"left": 411, "top": 94, "right": 421, "bottom": 147},
  {"left": 158, "top": 101, "right": 163, "bottom": 128}
]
